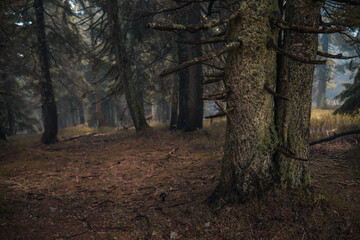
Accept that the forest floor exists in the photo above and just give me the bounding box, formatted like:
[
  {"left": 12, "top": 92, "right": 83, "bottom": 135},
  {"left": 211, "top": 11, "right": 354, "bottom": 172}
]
[{"left": 0, "top": 121, "right": 359, "bottom": 240}]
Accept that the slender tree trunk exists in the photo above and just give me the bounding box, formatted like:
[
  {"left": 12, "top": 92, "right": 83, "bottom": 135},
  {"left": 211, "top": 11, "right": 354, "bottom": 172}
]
[
  {"left": 95, "top": 87, "right": 104, "bottom": 128},
  {"left": 185, "top": 3, "right": 203, "bottom": 131},
  {"left": 275, "top": 0, "right": 321, "bottom": 188},
  {"left": 106, "top": 0, "right": 148, "bottom": 131},
  {"left": 208, "top": 0, "right": 279, "bottom": 205},
  {"left": 6, "top": 102, "right": 15, "bottom": 136},
  {"left": 169, "top": 79, "right": 178, "bottom": 130},
  {"left": 34, "top": 0, "right": 58, "bottom": 144},
  {"left": 316, "top": 34, "right": 329, "bottom": 108}
]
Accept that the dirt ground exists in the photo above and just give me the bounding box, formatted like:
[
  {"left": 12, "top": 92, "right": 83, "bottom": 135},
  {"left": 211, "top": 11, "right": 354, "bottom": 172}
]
[{"left": 0, "top": 126, "right": 359, "bottom": 240}]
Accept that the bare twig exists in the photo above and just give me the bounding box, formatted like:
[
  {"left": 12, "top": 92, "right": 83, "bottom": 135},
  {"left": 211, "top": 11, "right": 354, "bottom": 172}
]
[
  {"left": 264, "top": 83, "right": 289, "bottom": 101},
  {"left": 176, "top": 36, "right": 225, "bottom": 44},
  {"left": 202, "top": 88, "right": 230, "bottom": 100}
]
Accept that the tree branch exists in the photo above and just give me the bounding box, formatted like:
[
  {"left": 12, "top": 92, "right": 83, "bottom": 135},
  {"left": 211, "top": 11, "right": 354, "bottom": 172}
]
[
  {"left": 264, "top": 83, "right": 289, "bottom": 101},
  {"left": 176, "top": 36, "right": 225, "bottom": 44},
  {"left": 267, "top": 40, "right": 326, "bottom": 64},
  {"left": 159, "top": 40, "right": 241, "bottom": 77},
  {"left": 201, "top": 88, "right": 230, "bottom": 100},
  {"left": 316, "top": 51, "right": 357, "bottom": 59},
  {"left": 310, "top": 129, "right": 360, "bottom": 146},
  {"left": 148, "top": 11, "right": 239, "bottom": 33},
  {"left": 274, "top": 18, "right": 345, "bottom": 33}
]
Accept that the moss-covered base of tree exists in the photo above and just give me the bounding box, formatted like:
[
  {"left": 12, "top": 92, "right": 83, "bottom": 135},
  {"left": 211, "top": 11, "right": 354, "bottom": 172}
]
[
  {"left": 206, "top": 176, "right": 275, "bottom": 209},
  {"left": 206, "top": 179, "right": 313, "bottom": 210}
]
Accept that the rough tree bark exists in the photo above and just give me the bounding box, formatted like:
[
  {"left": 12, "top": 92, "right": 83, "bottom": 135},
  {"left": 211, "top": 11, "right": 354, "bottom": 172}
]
[
  {"left": 176, "top": 26, "right": 190, "bottom": 130},
  {"left": 34, "top": 0, "right": 58, "bottom": 144},
  {"left": 208, "top": 0, "right": 279, "bottom": 205},
  {"left": 275, "top": 0, "right": 321, "bottom": 188},
  {"left": 106, "top": 0, "right": 148, "bottom": 131},
  {"left": 316, "top": 34, "right": 329, "bottom": 108}
]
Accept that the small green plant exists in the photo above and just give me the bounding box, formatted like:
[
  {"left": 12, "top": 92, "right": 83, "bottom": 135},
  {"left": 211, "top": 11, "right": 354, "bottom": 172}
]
[{"left": 314, "top": 193, "right": 326, "bottom": 203}]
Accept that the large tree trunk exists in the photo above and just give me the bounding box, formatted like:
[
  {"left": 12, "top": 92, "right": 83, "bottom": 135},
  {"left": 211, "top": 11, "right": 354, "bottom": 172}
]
[
  {"left": 185, "top": 3, "right": 203, "bottom": 131},
  {"left": 275, "top": 0, "right": 321, "bottom": 188},
  {"left": 316, "top": 34, "right": 329, "bottom": 108},
  {"left": 34, "top": 0, "right": 58, "bottom": 144},
  {"left": 208, "top": 0, "right": 279, "bottom": 205},
  {"left": 106, "top": 0, "right": 148, "bottom": 131}
]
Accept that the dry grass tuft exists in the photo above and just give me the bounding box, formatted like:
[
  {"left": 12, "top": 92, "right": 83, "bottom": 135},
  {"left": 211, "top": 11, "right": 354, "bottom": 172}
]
[{"left": 310, "top": 108, "right": 360, "bottom": 141}]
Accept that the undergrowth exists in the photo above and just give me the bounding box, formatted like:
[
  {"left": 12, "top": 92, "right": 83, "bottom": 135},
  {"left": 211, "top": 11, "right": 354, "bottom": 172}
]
[{"left": 310, "top": 108, "right": 360, "bottom": 141}]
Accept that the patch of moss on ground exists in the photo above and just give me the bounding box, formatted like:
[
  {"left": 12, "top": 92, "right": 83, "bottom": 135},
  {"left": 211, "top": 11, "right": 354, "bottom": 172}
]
[{"left": 0, "top": 170, "right": 11, "bottom": 177}]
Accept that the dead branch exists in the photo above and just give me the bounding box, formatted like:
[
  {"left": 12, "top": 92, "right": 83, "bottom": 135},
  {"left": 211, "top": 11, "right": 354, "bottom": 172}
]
[
  {"left": 276, "top": 146, "right": 308, "bottom": 161},
  {"left": 205, "top": 106, "right": 234, "bottom": 119},
  {"left": 148, "top": 11, "right": 239, "bottom": 33},
  {"left": 267, "top": 40, "right": 326, "bottom": 64},
  {"left": 202, "top": 88, "right": 230, "bottom": 100},
  {"left": 160, "top": 40, "right": 241, "bottom": 77},
  {"left": 274, "top": 18, "right": 345, "bottom": 33},
  {"left": 264, "top": 83, "right": 289, "bottom": 101},
  {"left": 316, "top": 51, "right": 357, "bottom": 59},
  {"left": 167, "top": 147, "right": 179, "bottom": 159},
  {"left": 176, "top": 36, "right": 225, "bottom": 44},
  {"left": 62, "top": 132, "right": 98, "bottom": 141},
  {"left": 310, "top": 129, "right": 360, "bottom": 146},
  {"left": 213, "top": 99, "right": 234, "bottom": 127}
]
